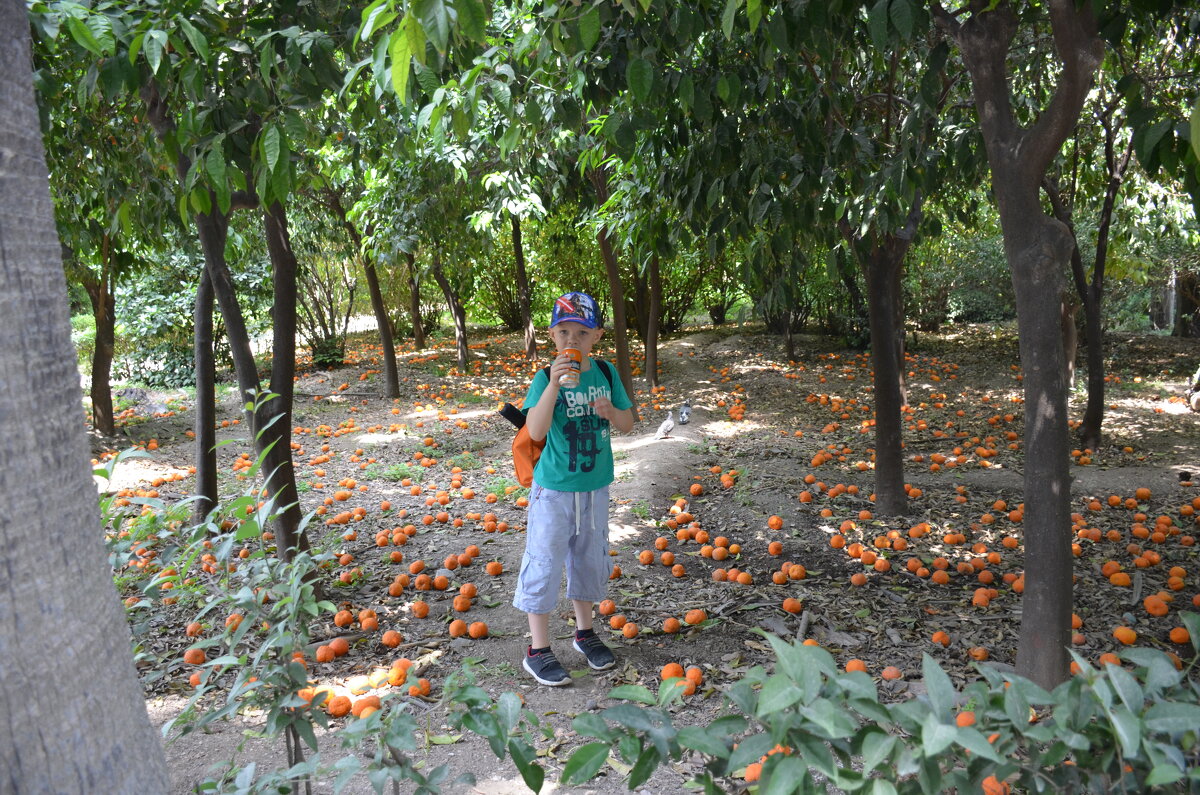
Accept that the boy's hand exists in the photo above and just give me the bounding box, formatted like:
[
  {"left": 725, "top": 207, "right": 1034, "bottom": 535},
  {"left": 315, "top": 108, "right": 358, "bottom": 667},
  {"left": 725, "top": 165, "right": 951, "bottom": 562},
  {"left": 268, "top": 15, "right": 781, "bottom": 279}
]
[
  {"left": 591, "top": 395, "right": 616, "bottom": 420},
  {"left": 546, "top": 353, "right": 575, "bottom": 388}
]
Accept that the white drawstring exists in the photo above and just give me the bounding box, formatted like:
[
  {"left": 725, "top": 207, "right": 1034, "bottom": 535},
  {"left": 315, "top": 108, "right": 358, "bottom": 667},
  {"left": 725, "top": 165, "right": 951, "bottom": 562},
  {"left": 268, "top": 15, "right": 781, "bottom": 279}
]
[{"left": 574, "top": 491, "right": 583, "bottom": 535}]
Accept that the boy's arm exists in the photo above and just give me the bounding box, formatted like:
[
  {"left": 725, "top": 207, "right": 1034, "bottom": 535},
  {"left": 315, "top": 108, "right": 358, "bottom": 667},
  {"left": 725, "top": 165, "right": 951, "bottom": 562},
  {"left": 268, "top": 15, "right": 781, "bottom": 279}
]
[{"left": 526, "top": 355, "right": 575, "bottom": 441}]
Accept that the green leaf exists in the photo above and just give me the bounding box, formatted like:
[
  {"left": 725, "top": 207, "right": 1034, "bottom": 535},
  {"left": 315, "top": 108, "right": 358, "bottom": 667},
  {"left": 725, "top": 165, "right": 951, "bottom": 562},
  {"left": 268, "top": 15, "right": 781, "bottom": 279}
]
[
  {"left": 1106, "top": 705, "right": 1142, "bottom": 757},
  {"left": 889, "top": 0, "right": 913, "bottom": 40},
  {"left": 746, "top": 0, "right": 762, "bottom": 32},
  {"left": 763, "top": 756, "right": 809, "bottom": 794},
  {"left": 861, "top": 727, "right": 896, "bottom": 772},
  {"left": 1144, "top": 701, "right": 1200, "bottom": 734},
  {"left": 573, "top": 712, "right": 615, "bottom": 740},
  {"left": 458, "top": 0, "right": 487, "bottom": 43},
  {"left": 66, "top": 16, "right": 103, "bottom": 56},
  {"left": 176, "top": 18, "right": 210, "bottom": 61},
  {"left": 427, "top": 733, "right": 462, "bottom": 744},
  {"left": 414, "top": 0, "right": 450, "bottom": 54},
  {"left": 1107, "top": 664, "right": 1144, "bottom": 713},
  {"left": 679, "top": 74, "right": 694, "bottom": 110},
  {"left": 728, "top": 732, "right": 774, "bottom": 773},
  {"left": 628, "top": 745, "right": 660, "bottom": 789},
  {"left": 144, "top": 30, "right": 168, "bottom": 74},
  {"left": 721, "top": 0, "right": 739, "bottom": 39},
  {"left": 920, "top": 712, "right": 956, "bottom": 756},
  {"left": 678, "top": 726, "right": 730, "bottom": 757},
  {"left": 757, "top": 674, "right": 803, "bottom": 718},
  {"left": 579, "top": 5, "right": 601, "bottom": 51},
  {"left": 561, "top": 742, "right": 609, "bottom": 785},
  {"left": 508, "top": 738, "right": 544, "bottom": 792},
  {"left": 608, "top": 684, "right": 656, "bottom": 705},
  {"left": 260, "top": 125, "right": 281, "bottom": 174},
  {"left": 388, "top": 25, "right": 413, "bottom": 103},
  {"left": 1145, "top": 764, "right": 1184, "bottom": 786},
  {"left": 920, "top": 654, "right": 955, "bottom": 716},
  {"left": 626, "top": 58, "right": 653, "bottom": 102},
  {"left": 1190, "top": 96, "right": 1200, "bottom": 163},
  {"left": 867, "top": 0, "right": 890, "bottom": 50},
  {"left": 954, "top": 727, "right": 1004, "bottom": 763}
]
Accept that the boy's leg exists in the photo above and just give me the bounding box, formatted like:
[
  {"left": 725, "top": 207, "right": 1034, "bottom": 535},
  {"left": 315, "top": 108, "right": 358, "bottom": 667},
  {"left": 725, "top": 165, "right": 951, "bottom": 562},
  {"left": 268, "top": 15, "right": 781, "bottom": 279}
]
[
  {"left": 514, "top": 485, "right": 573, "bottom": 686},
  {"left": 528, "top": 611, "right": 551, "bottom": 649},
  {"left": 567, "top": 488, "right": 616, "bottom": 671}
]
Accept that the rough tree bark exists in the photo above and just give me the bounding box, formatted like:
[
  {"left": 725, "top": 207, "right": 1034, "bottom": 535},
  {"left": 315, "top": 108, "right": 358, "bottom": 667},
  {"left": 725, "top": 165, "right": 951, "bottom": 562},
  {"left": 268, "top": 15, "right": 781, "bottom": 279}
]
[
  {"left": 646, "top": 253, "right": 661, "bottom": 390},
  {"left": 511, "top": 212, "right": 537, "bottom": 362},
  {"left": 193, "top": 267, "right": 218, "bottom": 524},
  {"left": 590, "top": 168, "right": 640, "bottom": 423},
  {"left": 844, "top": 201, "right": 921, "bottom": 517},
  {"left": 325, "top": 189, "right": 400, "bottom": 398},
  {"left": 406, "top": 252, "right": 426, "bottom": 349},
  {"left": 80, "top": 242, "right": 116, "bottom": 436},
  {"left": 0, "top": 7, "right": 169, "bottom": 788},
  {"left": 431, "top": 252, "right": 470, "bottom": 371},
  {"left": 935, "top": 0, "right": 1103, "bottom": 689}
]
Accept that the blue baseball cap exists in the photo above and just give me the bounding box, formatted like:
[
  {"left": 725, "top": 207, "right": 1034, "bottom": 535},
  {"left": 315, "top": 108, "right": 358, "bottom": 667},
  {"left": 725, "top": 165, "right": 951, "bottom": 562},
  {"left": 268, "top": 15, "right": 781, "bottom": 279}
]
[{"left": 550, "top": 292, "right": 602, "bottom": 329}]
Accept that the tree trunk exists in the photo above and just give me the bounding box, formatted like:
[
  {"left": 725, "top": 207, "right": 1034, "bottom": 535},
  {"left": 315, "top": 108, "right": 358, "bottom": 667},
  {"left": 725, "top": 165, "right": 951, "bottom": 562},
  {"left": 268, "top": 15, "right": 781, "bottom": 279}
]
[
  {"left": 260, "top": 201, "right": 305, "bottom": 556},
  {"left": 511, "top": 213, "right": 537, "bottom": 362},
  {"left": 82, "top": 255, "right": 116, "bottom": 436},
  {"left": 937, "top": 0, "right": 1102, "bottom": 689},
  {"left": 406, "top": 252, "right": 425, "bottom": 349},
  {"left": 646, "top": 253, "right": 661, "bottom": 390},
  {"left": 431, "top": 253, "right": 469, "bottom": 371},
  {"left": 0, "top": 12, "right": 169, "bottom": 788},
  {"left": 193, "top": 267, "right": 218, "bottom": 524},
  {"left": 864, "top": 243, "right": 908, "bottom": 516},
  {"left": 325, "top": 189, "right": 399, "bottom": 398},
  {"left": 590, "top": 169, "right": 639, "bottom": 423}
]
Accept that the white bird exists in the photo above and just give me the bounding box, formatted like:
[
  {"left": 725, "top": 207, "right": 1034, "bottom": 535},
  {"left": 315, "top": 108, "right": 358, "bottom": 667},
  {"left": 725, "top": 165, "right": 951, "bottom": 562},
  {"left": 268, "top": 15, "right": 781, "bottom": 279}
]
[
  {"left": 678, "top": 401, "right": 691, "bottom": 425},
  {"left": 654, "top": 410, "right": 674, "bottom": 440}
]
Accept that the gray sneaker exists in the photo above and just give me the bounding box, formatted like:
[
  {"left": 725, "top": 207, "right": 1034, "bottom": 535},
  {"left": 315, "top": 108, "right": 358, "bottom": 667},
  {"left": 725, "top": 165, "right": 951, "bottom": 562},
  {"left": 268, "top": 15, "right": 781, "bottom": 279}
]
[
  {"left": 523, "top": 647, "right": 570, "bottom": 686},
  {"left": 573, "top": 632, "right": 616, "bottom": 671}
]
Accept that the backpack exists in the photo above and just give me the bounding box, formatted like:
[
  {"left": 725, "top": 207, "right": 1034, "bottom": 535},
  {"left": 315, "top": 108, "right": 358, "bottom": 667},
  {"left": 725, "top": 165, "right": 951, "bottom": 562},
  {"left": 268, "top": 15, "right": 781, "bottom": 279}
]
[{"left": 499, "top": 360, "right": 615, "bottom": 487}]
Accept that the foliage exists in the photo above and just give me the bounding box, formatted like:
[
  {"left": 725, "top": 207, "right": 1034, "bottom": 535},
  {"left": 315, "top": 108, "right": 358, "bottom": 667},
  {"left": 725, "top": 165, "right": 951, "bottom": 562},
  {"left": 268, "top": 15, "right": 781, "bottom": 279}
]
[
  {"left": 907, "top": 230, "right": 1014, "bottom": 331},
  {"left": 566, "top": 629, "right": 1200, "bottom": 793}
]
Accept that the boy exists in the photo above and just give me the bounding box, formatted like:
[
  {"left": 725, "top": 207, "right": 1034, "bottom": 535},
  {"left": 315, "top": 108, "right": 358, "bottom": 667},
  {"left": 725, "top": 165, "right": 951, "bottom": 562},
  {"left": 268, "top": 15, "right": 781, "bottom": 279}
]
[{"left": 514, "top": 292, "right": 635, "bottom": 685}]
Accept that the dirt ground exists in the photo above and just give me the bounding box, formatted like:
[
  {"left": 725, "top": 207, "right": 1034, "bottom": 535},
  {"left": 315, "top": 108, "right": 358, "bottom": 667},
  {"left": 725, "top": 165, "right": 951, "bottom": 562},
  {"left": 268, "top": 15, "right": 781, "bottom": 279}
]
[{"left": 97, "top": 324, "right": 1200, "bottom": 793}]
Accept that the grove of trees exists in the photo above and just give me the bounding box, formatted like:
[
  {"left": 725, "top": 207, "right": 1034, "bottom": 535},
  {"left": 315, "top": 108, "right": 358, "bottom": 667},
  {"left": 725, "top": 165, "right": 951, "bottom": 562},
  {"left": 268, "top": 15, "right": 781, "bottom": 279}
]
[{"left": 6, "top": 0, "right": 1200, "bottom": 789}]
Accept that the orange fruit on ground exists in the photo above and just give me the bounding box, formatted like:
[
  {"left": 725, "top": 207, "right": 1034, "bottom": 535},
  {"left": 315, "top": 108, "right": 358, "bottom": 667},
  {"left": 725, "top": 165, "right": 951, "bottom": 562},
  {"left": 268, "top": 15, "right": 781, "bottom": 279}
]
[
  {"left": 880, "top": 666, "right": 903, "bottom": 680},
  {"left": 468, "top": 621, "right": 489, "bottom": 639},
  {"left": 333, "top": 610, "right": 354, "bottom": 628},
  {"left": 327, "top": 695, "right": 352, "bottom": 718},
  {"left": 448, "top": 619, "right": 468, "bottom": 638},
  {"left": 598, "top": 599, "right": 617, "bottom": 616},
  {"left": 410, "top": 600, "right": 429, "bottom": 618},
  {"left": 850, "top": 572, "right": 868, "bottom": 587},
  {"left": 663, "top": 617, "right": 681, "bottom": 633},
  {"left": 685, "top": 666, "right": 703, "bottom": 685},
  {"left": 1113, "top": 626, "right": 1137, "bottom": 645},
  {"left": 931, "top": 631, "right": 950, "bottom": 647},
  {"left": 381, "top": 630, "right": 402, "bottom": 648},
  {"left": 767, "top": 515, "right": 784, "bottom": 531},
  {"left": 956, "top": 710, "right": 976, "bottom": 727},
  {"left": 610, "top": 615, "right": 627, "bottom": 629},
  {"left": 329, "top": 637, "right": 350, "bottom": 656},
  {"left": 782, "top": 597, "right": 803, "bottom": 614},
  {"left": 315, "top": 645, "right": 334, "bottom": 663},
  {"left": 684, "top": 608, "right": 707, "bottom": 625},
  {"left": 452, "top": 595, "right": 472, "bottom": 612},
  {"left": 622, "top": 622, "right": 640, "bottom": 638},
  {"left": 767, "top": 541, "right": 783, "bottom": 556},
  {"left": 690, "top": 483, "right": 704, "bottom": 496},
  {"left": 183, "top": 648, "right": 206, "bottom": 665},
  {"left": 661, "top": 662, "right": 685, "bottom": 680},
  {"left": 845, "top": 659, "right": 867, "bottom": 673},
  {"left": 485, "top": 561, "right": 503, "bottom": 575},
  {"left": 1169, "top": 626, "right": 1190, "bottom": 644},
  {"left": 185, "top": 622, "right": 203, "bottom": 637}
]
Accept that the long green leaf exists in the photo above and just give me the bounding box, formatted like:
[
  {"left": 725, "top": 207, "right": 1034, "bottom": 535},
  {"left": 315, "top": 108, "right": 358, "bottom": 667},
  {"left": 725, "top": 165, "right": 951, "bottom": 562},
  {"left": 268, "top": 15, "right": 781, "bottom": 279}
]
[
  {"left": 388, "top": 25, "right": 413, "bottom": 104},
  {"left": 746, "top": 0, "right": 762, "bottom": 32},
  {"left": 561, "top": 742, "right": 609, "bottom": 785},
  {"left": 260, "top": 125, "right": 281, "bottom": 174},
  {"left": 458, "top": 0, "right": 487, "bottom": 43},
  {"left": 580, "top": 6, "right": 600, "bottom": 51},
  {"left": 920, "top": 653, "right": 955, "bottom": 716},
  {"left": 721, "top": 0, "right": 739, "bottom": 39},
  {"left": 66, "top": 16, "right": 103, "bottom": 56},
  {"left": 626, "top": 58, "right": 653, "bottom": 102},
  {"left": 414, "top": 0, "right": 450, "bottom": 54},
  {"left": 867, "top": 0, "right": 890, "bottom": 50}
]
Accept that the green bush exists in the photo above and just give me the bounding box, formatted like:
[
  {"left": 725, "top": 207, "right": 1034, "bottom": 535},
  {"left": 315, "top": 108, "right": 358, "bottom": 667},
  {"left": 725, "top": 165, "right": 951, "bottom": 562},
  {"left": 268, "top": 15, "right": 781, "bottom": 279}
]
[
  {"left": 561, "top": 628, "right": 1200, "bottom": 793},
  {"left": 71, "top": 313, "right": 96, "bottom": 368}
]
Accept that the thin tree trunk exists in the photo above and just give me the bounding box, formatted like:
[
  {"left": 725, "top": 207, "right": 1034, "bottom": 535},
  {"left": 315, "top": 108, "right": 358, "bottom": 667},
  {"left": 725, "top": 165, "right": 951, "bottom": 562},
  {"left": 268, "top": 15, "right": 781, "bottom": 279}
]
[
  {"left": 0, "top": 11, "right": 169, "bottom": 787},
  {"left": 511, "top": 212, "right": 537, "bottom": 362},
  {"left": 325, "top": 189, "right": 399, "bottom": 398},
  {"left": 261, "top": 200, "right": 305, "bottom": 557},
  {"left": 406, "top": 252, "right": 425, "bottom": 349},
  {"left": 590, "top": 168, "right": 639, "bottom": 423},
  {"left": 431, "top": 253, "right": 469, "bottom": 371},
  {"left": 646, "top": 253, "right": 661, "bottom": 390},
  {"left": 193, "top": 267, "right": 218, "bottom": 524},
  {"left": 864, "top": 245, "right": 908, "bottom": 516},
  {"left": 83, "top": 252, "right": 116, "bottom": 436}
]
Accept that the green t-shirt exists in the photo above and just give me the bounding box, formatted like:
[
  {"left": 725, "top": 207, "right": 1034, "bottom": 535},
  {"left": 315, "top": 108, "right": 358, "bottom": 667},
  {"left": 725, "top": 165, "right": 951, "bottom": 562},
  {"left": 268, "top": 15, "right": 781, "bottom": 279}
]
[{"left": 523, "top": 358, "right": 632, "bottom": 492}]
